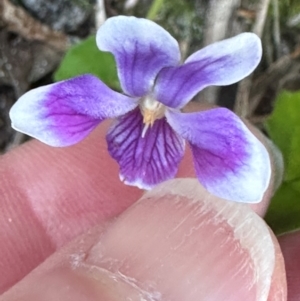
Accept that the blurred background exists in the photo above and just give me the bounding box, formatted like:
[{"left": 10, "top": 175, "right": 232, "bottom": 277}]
[{"left": 1, "top": 0, "right": 300, "bottom": 233}]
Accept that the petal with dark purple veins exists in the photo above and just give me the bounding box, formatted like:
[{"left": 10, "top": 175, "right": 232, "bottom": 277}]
[
  {"left": 106, "top": 108, "right": 185, "bottom": 189},
  {"left": 96, "top": 16, "right": 180, "bottom": 97},
  {"left": 166, "top": 108, "right": 271, "bottom": 203},
  {"left": 155, "top": 33, "right": 262, "bottom": 109},
  {"left": 10, "top": 74, "right": 137, "bottom": 147}
]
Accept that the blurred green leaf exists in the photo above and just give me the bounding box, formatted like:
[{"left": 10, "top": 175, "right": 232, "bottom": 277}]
[
  {"left": 265, "top": 90, "right": 300, "bottom": 234},
  {"left": 279, "top": 0, "right": 300, "bottom": 23},
  {"left": 54, "top": 35, "right": 120, "bottom": 90},
  {"left": 266, "top": 90, "right": 300, "bottom": 182},
  {"left": 265, "top": 182, "right": 300, "bottom": 234}
]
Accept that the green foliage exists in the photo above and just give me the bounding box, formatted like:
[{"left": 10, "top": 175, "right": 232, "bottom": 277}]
[
  {"left": 279, "top": 0, "right": 300, "bottom": 23},
  {"left": 151, "top": 0, "right": 204, "bottom": 55},
  {"left": 54, "top": 35, "right": 120, "bottom": 90},
  {"left": 266, "top": 91, "right": 300, "bottom": 182},
  {"left": 147, "top": 0, "right": 165, "bottom": 20},
  {"left": 265, "top": 90, "right": 300, "bottom": 234},
  {"left": 265, "top": 181, "right": 300, "bottom": 234}
]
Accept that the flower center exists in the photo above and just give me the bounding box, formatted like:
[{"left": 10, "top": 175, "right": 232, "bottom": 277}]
[{"left": 139, "top": 95, "right": 166, "bottom": 137}]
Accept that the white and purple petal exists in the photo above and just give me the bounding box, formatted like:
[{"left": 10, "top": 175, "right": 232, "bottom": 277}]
[
  {"left": 10, "top": 74, "right": 137, "bottom": 147},
  {"left": 96, "top": 16, "right": 180, "bottom": 97},
  {"left": 106, "top": 108, "right": 185, "bottom": 189},
  {"left": 166, "top": 108, "right": 271, "bottom": 203},
  {"left": 155, "top": 33, "right": 262, "bottom": 108}
]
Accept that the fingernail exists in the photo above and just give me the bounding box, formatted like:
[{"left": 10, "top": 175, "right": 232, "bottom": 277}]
[
  {"left": 86, "top": 179, "right": 276, "bottom": 301},
  {"left": 2, "top": 179, "right": 277, "bottom": 301}
]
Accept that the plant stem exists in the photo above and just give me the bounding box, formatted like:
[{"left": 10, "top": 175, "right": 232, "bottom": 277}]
[
  {"left": 234, "top": 0, "right": 271, "bottom": 118},
  {"left": 95, "top": 0, "right": 106, "bottom": 28},
  {"left": 146, "top": 0, "right": 164, "bottom": 20},
  {"left": 272, "top": 0, "right": 281, "bottom": 59}
]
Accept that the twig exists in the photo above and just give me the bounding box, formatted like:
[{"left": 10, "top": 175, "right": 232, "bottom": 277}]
[
  {"left": 203, "top": 0, "right": 240, "bottom": 46},
  {"left": 236, "top": 8, "right": 256, "bottom": 21},
  {"left": 252, "top": 0, "right": 271, "bottom": 37},
  {"left": 95, "top": 0, "right": 106, "bottom": 29},
  {"left": 249, "top": 114, "right": 272, "bottom": 125},
  {"left": 272, "top": 0, "right": 281, "bottom": 59},
  {"left": 249, "top": 46, "right": 300, "bottom": 114},
  {"left": 0, "top": 0, "right": 68, "bottom": 51},
  {"left": 200, "top": 0, "right": 239, "bottom": 104},
  {"left": 234, "top": 0, "right": 271, "bottom": 117},
  {"left": 146, "top": 0, "right": 164, "bottom": 20}
]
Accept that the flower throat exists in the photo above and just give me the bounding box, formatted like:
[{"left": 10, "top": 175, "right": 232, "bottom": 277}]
[{"left": 140, "top": 95, "right": 166, "bottom": 137}]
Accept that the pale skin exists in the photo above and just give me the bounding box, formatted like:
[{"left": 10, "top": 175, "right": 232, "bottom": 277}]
[{"left": 0, "top": 106, "right": 299, "bottom": 300}]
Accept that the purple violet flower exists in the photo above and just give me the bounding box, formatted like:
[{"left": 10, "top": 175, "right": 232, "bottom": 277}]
[{"left": 9, "top": 16, "right": 271, "bottom": 203}]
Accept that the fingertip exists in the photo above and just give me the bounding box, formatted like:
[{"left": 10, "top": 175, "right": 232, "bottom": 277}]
[
  {"left": 88, "top": 179, "right": 278, "bottom": 301},
  {"left": 278, "top": 230, "right": 300, "bottom": 300},
  {"left": 2, "top": 121, "right": 143, "bottom": 246},
  {"left": 0, "top": 121, "right": 143, "bottom": 293},
  {"left": 267, "top": 229, "right": 287, "bottom": 301},
  {"left": 1, "top": 179, "right": 283, "bottom": 301}
]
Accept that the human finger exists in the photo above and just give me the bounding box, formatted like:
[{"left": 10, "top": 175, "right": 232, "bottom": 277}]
[
  {"left": 278, "top": 230, "right": 300, "bottom": 300},
  {"left": 0, "top": 121, "right": 141, "bottom": 293},
  {"left": 1, "top": 179, "right": 286, "bottom": 301}
]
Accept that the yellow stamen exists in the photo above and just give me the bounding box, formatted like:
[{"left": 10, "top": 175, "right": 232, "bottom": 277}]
[
  {"left": 143, "top": 108, "right": 157, "bottom": 126},
  {"left": 139, "top": 96, "right": 166, "bottom": 138}
]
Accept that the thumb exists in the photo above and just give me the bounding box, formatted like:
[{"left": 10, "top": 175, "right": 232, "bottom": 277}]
[{"left": 1, "top": 179, "right": 286, "bottom": 301}]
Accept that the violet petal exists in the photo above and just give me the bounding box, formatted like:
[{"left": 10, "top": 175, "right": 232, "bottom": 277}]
[
  {"left": 10, "top": 74, "right": 137, "bottom": 147},
  {"left": 106, "top": 108, "right": 185, "bottom": 189},
  {"left": 96, "top": 16, "right": 180, "bottom": 97},
  {"left": 155, "top": 33, "right": 262, "bottom": 108},
  {"left": 166, "top": 108, "right": 271, "bottom": 203}
]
